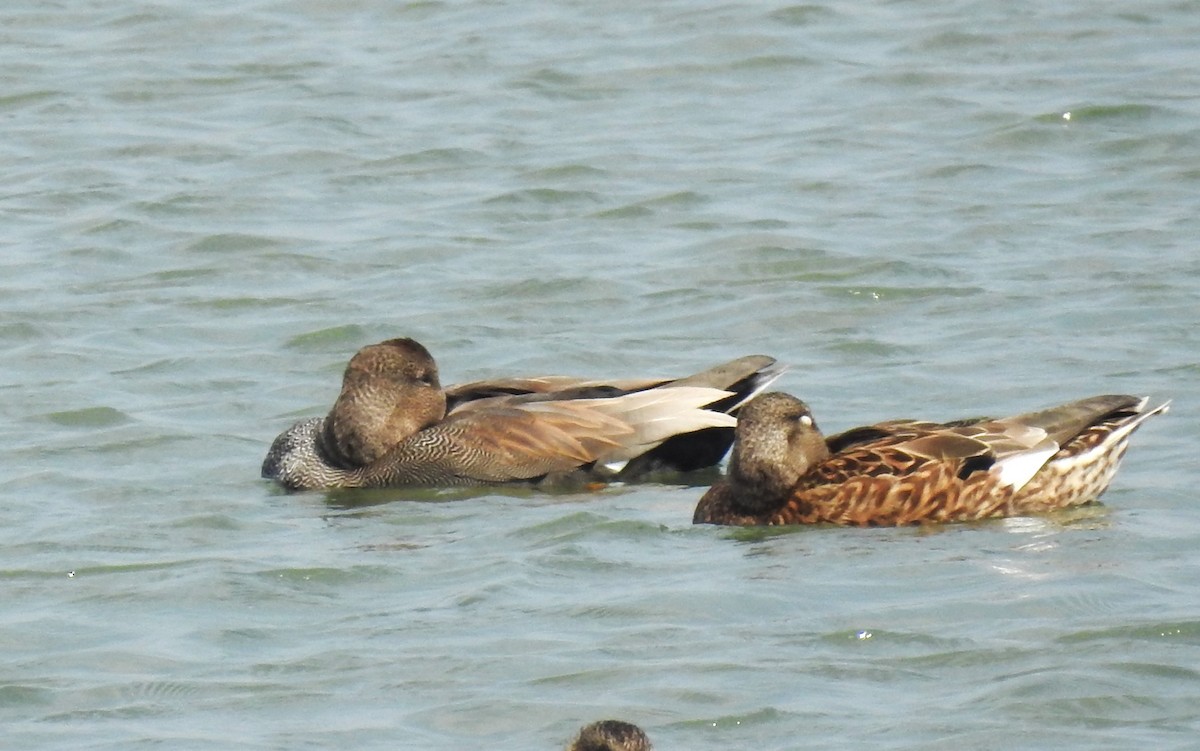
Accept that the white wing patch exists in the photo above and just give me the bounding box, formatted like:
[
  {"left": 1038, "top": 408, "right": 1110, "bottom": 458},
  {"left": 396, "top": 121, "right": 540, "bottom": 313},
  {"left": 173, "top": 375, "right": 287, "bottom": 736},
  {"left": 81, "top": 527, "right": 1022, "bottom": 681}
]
[
  {"left": 990, "top": 436, "right": 1059, "bottom": 491},
  {"left": 519, "top": 386, "right": 737, "bottom": 462}
]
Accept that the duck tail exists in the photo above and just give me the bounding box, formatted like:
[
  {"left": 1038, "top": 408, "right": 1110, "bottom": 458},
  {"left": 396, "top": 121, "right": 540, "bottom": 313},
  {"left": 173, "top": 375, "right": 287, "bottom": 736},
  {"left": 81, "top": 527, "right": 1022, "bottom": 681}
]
[
  {"left": 1099, "top": 398, "right": 1171, "bottom": 448},
  {"left": 666, "top": 355, "right": 785, "bottom": 414},
  {"left": 1009, "top": 394, "right": 1150, "bottom": 446}
]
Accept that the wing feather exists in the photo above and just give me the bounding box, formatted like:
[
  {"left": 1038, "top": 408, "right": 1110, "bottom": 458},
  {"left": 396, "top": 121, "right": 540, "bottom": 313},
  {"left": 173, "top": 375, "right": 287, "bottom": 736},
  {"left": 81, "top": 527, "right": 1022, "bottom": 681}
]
[{"left": 437, "top": 386, "right": 737, "bottom": 482}]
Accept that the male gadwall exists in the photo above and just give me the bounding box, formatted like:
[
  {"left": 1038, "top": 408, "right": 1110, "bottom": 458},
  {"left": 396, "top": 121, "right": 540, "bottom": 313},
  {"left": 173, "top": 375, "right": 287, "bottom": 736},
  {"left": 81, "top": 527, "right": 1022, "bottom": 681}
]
[
  {"left": 263, "top": 338, "right": 781, "bottom": 490},
  {"left": 568, "top": 720, "right": 652, "bottom": 751},
  {"left": 694, "top": 392, "right": 1169, "bottom": 526}
]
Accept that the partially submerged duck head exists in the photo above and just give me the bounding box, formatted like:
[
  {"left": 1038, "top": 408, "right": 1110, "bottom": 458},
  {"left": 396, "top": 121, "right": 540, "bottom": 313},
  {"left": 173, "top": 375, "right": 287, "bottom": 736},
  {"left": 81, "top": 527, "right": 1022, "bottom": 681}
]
[{"left": 569, "top": 720, "right": 652, "bottom": 751}]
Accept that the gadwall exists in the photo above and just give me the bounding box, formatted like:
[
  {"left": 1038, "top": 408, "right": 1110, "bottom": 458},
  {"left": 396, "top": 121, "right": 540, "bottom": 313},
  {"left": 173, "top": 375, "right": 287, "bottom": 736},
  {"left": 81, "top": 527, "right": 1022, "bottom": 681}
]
[
  {"left": 263, "top": 338, "right": 781, "bottom": 490},
  {"left": 694, "top": 392, "right": 1169, "bottom": 526},
  {"left": 568, "top": 721, "right": 652, "bottom": 751}
]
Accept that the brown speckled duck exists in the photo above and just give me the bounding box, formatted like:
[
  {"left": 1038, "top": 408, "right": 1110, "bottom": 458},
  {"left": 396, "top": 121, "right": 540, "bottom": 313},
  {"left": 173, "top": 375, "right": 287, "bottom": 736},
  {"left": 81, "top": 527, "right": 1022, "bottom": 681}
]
[
  {"left": 262, "top": 338, "right": 781, "bottom": 491},
  {"left": 568, "top": 721, "right": 652, "bottom": 751},
  {"left": 694, "top": 392, "right": 1169, "bottom": 526}
]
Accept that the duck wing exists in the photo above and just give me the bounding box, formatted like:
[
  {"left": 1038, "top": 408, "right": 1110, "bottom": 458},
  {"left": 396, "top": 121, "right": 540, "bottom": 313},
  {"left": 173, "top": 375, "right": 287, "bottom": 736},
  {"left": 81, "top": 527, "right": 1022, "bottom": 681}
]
[
  {"left": 445, "top": 356, "right": 781, "bottom": 478},
  {"left": 809, "top": 395, "right": 1161, "bottom": 497},
  {"left": 355, "top": 386, "right": 737, "bottom": 486},
  {"left": 803, "top": 415, "right": 1056, "bottom": 490},
  {"left": 444, "top": 354, "right": 780, "bottom": 416},
  {"left": 444, "top": 376, "right": 668, "bottom": 413}
]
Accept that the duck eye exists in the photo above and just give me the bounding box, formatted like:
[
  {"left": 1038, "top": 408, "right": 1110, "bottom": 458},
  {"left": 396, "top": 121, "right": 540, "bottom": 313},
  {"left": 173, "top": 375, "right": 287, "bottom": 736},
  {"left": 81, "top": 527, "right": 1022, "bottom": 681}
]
[{"left": 799, "top": 414, "right": 814, "bottom": 427}]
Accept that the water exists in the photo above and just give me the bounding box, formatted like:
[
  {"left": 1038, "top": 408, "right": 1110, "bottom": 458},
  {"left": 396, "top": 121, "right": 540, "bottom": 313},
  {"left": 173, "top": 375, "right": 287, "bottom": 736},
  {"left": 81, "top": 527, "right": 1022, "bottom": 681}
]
[{"left": 2, "top": 0, "right": 1198, "bottom": 748}]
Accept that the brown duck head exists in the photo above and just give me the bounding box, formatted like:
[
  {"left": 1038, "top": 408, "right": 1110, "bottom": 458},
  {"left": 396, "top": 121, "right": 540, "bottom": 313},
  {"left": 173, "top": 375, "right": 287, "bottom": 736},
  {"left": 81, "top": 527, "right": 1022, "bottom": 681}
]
[
  {"left": 319, "top": 338, "right": 447, "bottom": 468},
  {"left": 568, "top": 720, "right": 652, "bottom": 751},
  {"left": 728, "top": 392, "right": 832, "bottom": 512}
]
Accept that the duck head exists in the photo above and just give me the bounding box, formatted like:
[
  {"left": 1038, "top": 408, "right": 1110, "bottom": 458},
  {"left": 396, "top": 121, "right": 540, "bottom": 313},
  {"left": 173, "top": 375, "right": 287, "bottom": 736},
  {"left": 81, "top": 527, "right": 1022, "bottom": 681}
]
[
  {"left": 569, "top": 720, "right": 652, "bottom": 751},
  {"left": 728, "top": 392, "right": 831, "bottom": 512},
  {"left": 320, "top": 337, "right": 447, "bottom": 467}
]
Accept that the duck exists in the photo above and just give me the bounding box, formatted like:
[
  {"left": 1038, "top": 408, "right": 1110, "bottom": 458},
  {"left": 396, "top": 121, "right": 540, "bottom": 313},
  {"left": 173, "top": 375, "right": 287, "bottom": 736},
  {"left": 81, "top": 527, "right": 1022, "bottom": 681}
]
[
  {"left": 568, "top": 720, "right": 652, "bottom": 751},
  {"left": 262, "top": 338, "right": 782, "bottom": 490},
  {"left": 693, "top": 392, "right": 1169, "bottom": 526}
]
